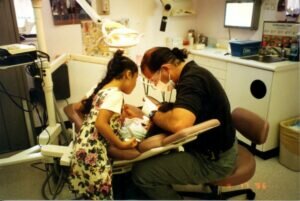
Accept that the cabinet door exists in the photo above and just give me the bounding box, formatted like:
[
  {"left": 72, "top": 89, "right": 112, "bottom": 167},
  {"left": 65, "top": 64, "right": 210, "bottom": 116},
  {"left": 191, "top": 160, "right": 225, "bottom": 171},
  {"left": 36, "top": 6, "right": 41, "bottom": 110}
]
[
  {"left": 194, "top": 55, "right": 227, "bottom": 89},
  {"left": 226, "top": 63, "right": 273, "bottom": 116},
  {"left": 226, "top": 63, "right": 273, "bottom": 148}
]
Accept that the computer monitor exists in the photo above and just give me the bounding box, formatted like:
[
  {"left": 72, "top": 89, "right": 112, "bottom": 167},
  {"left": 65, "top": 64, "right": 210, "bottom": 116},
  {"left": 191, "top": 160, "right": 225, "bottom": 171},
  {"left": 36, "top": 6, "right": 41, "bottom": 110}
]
[{"left": 224, "top": 0, "right": 261, "bottom": 30}]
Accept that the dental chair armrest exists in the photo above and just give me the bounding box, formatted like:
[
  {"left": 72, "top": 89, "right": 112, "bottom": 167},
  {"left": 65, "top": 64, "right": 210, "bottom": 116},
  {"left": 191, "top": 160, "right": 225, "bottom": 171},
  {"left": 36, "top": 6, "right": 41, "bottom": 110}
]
[
  {"left": 108, "top": 134, "right": 168, "bottom": 159},
  {"left": 134, "top": 119, "right": 220, "bottom": 153},
  {"left": 162, "top": 119, "right": 220, "bottom": 146},
  {"left": 108, "top": 146, "right": 141, "bottom": 160},
  {"left": 138, "top": 134, "right": 167, "bottom": 152}
]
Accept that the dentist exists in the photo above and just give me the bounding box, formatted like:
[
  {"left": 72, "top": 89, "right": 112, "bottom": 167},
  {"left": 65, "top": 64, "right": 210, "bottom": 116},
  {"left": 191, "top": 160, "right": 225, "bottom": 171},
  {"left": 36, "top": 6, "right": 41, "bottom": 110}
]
[{"left": 132, "top": 47, "right": 237, "bottom": 199}]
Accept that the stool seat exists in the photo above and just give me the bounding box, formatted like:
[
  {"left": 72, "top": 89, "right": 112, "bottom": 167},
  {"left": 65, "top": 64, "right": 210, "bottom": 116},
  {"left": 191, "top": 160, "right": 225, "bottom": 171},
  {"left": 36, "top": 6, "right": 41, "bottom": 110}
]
[{"left": 213, "top": 145, "right": 255, "bottom": 186}]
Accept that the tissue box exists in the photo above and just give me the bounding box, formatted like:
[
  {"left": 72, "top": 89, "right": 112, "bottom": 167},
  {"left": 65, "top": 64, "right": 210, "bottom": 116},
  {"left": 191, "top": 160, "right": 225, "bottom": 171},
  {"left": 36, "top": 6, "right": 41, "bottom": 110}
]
[{"left": 230, "top": 40, "right": 261, "bottom": 57}]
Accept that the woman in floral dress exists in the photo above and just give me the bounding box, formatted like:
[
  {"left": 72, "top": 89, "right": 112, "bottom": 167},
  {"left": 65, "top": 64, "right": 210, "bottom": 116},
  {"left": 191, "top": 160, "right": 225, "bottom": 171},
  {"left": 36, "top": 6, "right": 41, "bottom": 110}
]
[{"left": 69, "top": 50, "right": 138, "bottom": 200}]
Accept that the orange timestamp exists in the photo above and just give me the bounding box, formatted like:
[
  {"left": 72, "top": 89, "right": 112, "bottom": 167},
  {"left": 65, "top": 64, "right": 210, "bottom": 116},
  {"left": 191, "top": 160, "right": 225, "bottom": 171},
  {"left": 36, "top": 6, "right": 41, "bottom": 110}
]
[{"left": 223, "top": 182, "right": 268, "bottom": 191}]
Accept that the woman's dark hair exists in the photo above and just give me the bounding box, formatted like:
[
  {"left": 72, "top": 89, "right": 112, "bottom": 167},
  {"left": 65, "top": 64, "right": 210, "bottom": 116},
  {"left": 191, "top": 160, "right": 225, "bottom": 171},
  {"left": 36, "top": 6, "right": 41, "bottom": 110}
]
[
  {"left": 81, "top": 50, "right": 138, "bottom": 114},
  {"left": 141, "top": 47, "right": 189, "bottom": 73}
]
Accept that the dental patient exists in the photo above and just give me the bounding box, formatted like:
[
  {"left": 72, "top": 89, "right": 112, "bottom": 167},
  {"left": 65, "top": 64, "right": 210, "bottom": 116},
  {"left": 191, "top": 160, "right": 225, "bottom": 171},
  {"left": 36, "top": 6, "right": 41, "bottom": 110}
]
[
  {"left": 119, "top": 96, "right": 161, "bottom": 142},
  {"left": 65, "top": 92, "right": 171, "bottom": 158}
]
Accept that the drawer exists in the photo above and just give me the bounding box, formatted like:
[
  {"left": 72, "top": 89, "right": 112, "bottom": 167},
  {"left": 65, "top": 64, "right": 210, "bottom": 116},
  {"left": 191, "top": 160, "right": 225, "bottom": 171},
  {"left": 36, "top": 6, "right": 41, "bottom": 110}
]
[
  {"left": 194, "top": 55, "right": 227, "bottom": 71},
  {"left": 206, "top": 66, "right": 227, "bottom": 80}
]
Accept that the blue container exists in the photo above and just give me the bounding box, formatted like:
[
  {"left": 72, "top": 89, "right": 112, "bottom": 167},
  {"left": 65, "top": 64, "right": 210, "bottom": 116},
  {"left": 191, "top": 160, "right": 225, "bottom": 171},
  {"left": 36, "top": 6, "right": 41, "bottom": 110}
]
[{"left": 230, "top": 40, "right": 261, "bottom": 57}]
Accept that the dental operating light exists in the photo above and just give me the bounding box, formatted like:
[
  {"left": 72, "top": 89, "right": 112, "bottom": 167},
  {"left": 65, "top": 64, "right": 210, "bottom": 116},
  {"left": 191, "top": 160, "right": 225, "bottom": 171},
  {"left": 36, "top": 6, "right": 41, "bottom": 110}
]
[
  {"left": 159, "top": 0, "right": 195, "bottom": 32},
  {"left": 160, "top": 1, "right": 172, "bottom": 32},
  {"left": 76, "top": 0, "right": 142, "bottom": 48}
]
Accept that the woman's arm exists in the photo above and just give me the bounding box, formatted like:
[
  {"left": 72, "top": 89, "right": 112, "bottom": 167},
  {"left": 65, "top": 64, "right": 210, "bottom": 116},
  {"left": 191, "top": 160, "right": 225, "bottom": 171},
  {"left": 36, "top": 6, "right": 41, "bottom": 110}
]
[{"left": 96, "top": 109, "right": 138, "bottom": 149}]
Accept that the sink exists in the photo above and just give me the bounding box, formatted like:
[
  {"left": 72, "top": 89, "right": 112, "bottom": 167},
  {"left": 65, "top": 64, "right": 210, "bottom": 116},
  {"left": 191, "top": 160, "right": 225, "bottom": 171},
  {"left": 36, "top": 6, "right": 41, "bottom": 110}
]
[{"left": 241, "top": 55, "right": 287, "bottom": 63}]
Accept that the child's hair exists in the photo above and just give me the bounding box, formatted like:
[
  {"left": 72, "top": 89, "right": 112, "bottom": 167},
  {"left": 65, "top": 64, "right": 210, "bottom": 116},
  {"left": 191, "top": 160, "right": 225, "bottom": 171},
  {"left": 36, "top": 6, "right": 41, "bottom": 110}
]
[{"left": 81, "top": 50, "right": 138, "bottom": 114}]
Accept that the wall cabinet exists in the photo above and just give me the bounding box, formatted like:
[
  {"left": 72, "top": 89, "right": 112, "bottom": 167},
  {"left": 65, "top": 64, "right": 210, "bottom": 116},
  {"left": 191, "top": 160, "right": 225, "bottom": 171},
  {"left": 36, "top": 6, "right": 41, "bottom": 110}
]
[{"left": 192, "top": 54, "right": 299, "bottom": 153}]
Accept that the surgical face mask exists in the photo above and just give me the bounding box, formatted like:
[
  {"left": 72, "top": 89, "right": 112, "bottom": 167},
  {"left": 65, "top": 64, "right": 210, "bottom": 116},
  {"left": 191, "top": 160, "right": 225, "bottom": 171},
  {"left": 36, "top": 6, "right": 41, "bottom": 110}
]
[
  {"left": 155, "top": 72, "right": 175, "bottom": 92},
  {"left": 139, "top": 70, "right": 175, "bottom": 92}
]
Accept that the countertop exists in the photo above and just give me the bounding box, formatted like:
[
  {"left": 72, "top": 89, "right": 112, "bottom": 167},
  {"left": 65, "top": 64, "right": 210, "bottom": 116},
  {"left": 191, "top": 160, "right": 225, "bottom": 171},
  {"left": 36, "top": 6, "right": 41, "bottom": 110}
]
[{"left": 190, "top": 48, "right": 300, "bottom": 72}]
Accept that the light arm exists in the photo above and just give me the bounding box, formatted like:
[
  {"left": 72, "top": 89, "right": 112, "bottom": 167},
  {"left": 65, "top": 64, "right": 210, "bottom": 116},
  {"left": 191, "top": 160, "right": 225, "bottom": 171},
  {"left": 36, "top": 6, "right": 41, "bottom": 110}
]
[
  {"left": 76, "top": 0, "right": 102, "bottom": 23},
  {"left": 76, "top": 0, "right": 142, "bottom": 48}
]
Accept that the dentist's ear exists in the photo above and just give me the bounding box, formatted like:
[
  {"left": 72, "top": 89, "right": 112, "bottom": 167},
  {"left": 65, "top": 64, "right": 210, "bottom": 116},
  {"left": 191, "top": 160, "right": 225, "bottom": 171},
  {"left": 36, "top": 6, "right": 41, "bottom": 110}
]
[{"left": 161, "top": 63, "right": 173, "bottom": 73}]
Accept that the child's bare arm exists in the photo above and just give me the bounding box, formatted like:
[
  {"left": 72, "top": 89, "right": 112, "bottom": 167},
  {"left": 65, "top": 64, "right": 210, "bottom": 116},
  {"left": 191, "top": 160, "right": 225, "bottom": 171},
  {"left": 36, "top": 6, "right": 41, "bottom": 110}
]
[
  {"left": 96, "top": 109, "right": 138, "bottom": 149},
  {"left": 122, "top": 104, "right": 144, "bottom": 119}
]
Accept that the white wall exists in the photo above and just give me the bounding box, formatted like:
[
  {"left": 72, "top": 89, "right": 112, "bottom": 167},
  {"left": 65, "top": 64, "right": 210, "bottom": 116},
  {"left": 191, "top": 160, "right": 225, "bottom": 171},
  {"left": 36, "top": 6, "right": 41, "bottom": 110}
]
[
  {"left": 41, "top": 0, "right": 198, "bottom": 60},
  {"left": 41, "top": 0, "right": 299, "bottom": 58},
  {"left": 39, "top": 0, "right": 198, "bottom": 119},
  {"left": 38, "top": 0, "right": 298, "bottom": 123},
  {"left": 195, "top": 0, "right": 288, "bottom": 45}
]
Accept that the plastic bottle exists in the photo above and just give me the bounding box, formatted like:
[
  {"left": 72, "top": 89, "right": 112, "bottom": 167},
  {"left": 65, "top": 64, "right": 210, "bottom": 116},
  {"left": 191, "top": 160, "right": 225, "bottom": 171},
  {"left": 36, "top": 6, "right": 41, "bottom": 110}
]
[
  {"left": 188, "top": 32, "right": 194, "bottom": 48},
  {"left": 289, "top": 36, "right": 299, "bottom": 61}
]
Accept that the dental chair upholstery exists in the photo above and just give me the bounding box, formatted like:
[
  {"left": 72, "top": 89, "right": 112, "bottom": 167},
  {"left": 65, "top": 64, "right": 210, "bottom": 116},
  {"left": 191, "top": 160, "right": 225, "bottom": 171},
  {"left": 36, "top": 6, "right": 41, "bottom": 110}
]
[{"left": 179, "top": 107, "right": 269, "bottom": 200}]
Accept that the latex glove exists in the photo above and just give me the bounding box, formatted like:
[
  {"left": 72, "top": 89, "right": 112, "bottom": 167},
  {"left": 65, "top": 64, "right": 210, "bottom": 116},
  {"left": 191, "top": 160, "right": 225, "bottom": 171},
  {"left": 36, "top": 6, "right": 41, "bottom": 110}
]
[{"left": 142, "top": 96, "right": 158, "bottom": 116}]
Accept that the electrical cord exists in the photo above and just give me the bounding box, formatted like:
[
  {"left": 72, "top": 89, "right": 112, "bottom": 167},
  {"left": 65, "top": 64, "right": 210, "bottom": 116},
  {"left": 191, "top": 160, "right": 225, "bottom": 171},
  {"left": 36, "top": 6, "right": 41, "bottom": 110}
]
[
  {"left": 0, "top": 50, "right": 49, "bottom": 114},
  {"left": 42, "top": 166, "right": 55, "bottom": 200},
  {"left": 42, "top": 160, "right": 69, "bottom": 200},
  {"left": 37, "top": 50, "right": 50, "bottom": 62},
  {"left": 0, "top": 80, "right": 51, "bottom": 145},
  {"left": 0, "top": 81, "right": 37, "bottom": 112},
  {"left": 51, "top": 167, "right": 65, "bottom": 200},
  {"left": 30, "top": 162, "right": 47, "bottom": 172}
]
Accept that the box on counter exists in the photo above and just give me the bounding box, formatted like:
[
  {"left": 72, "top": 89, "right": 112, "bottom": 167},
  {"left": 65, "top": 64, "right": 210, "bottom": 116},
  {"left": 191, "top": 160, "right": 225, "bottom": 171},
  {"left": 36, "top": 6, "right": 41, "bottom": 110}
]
[{"left": 229, "top": 40, "right": 261, "bottom": 57}]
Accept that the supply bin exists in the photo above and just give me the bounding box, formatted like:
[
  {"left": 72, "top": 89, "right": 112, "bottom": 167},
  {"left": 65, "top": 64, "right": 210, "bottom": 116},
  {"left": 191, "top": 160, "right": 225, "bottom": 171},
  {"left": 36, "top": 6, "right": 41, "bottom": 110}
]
[
  {"left": 279, "top": 117, "right": 300, "bottom": 171},
  {"left": 229, "top": 40, "right": 261, "bottom": 57}
]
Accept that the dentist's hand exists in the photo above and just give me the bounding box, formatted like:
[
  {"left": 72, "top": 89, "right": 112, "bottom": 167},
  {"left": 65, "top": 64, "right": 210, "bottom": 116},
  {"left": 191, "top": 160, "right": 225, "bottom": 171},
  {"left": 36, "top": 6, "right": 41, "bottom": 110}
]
[{"left": 122, "top": 137, "right": 138, "bottom": 149}]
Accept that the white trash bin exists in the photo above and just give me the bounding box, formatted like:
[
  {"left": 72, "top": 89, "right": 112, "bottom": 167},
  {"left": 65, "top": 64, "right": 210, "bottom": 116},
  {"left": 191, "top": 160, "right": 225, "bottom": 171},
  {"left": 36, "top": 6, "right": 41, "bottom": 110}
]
[{"left": 279, "top": 117, "right": 300, "bottom": 172}]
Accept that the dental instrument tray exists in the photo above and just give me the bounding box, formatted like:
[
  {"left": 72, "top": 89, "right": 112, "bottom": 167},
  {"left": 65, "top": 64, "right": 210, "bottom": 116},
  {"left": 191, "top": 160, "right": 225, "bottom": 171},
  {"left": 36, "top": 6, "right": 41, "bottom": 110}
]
[
  {"left": 229, "top": 40, "right": 261, "bottom": 57},
  {"left": 0, "top": 44, "right": 37, "bottom": 66}
]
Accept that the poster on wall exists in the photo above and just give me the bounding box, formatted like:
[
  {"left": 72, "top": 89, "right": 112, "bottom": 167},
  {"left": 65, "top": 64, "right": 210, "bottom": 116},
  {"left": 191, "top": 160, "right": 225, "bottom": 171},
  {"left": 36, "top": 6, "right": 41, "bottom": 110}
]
[
  {"left": 81, "top": 21, "right": 110, "bottom": 57},
  {"left": 50, "top": 0, "right": 90, "bottom": 25},
  {"left": 262, "top": 21, "right": 299, "bottom": 48}
]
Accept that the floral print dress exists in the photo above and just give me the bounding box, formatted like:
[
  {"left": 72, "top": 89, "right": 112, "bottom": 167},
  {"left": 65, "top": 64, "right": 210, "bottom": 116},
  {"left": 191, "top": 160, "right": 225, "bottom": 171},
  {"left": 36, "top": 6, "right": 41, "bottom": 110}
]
[{"left": 69, "top": 87, "right": 124, "bottom": 200}]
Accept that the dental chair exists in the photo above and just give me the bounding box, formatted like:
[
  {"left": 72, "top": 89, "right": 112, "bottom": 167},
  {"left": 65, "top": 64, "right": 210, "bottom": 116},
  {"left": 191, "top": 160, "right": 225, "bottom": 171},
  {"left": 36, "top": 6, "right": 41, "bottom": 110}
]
[
  {"left": 179, "top": 107, "right": 269, "bottom": 200},
  {"left": 41, "top": 103, "right": 221, "bottom": 200},
  {"left": 42, "top": 103, "right": 220, "bottom": 171}
]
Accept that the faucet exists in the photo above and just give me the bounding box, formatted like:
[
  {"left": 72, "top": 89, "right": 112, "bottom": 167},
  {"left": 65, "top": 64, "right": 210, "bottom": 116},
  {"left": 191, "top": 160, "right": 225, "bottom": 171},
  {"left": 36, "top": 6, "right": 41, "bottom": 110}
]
[{"left": 259, "top": 46, "right": 286, "bottom": 58}]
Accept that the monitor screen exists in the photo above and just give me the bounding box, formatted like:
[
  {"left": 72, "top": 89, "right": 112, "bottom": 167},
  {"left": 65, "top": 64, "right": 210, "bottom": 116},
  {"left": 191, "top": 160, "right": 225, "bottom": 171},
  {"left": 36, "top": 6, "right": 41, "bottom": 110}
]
[
  {"left": 225, "top": 2, "right": 254, "bottom": 27},
  {"left": 224, "top": 1, "right": 261, "bottom": 29}
]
